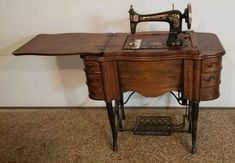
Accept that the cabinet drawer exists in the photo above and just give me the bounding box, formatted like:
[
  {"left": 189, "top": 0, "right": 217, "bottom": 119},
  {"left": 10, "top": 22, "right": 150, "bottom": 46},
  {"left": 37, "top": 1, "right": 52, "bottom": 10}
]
[
  {"left": 202, "top": 57, "right": 222, "bottom": 73},
  {"left": 85, "top": 73, "right": 104, "bottom": 100},
  {"left": 87, "top": 83, "right": 104, "bottom": 100},
  {"left": 200, "top": 85, "right": 220, "bottom": 101},
  {"left": 84, "top": 60, "right": 100, "bottom": 73},
  {"left": 86, "top": 73, "right": 102, "bottom": 84},
  {"left": 201, "top": 72, "right": 220, "bottom": 87}
]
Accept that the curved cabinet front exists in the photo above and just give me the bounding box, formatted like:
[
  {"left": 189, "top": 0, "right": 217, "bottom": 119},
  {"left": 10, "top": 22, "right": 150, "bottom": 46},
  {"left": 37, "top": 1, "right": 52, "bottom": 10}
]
[
  {"left": 200, "top": 56, "right": 222, "bottom": 101},
  {"left": 84, "top": 60, "right": 104, "bottom": 100},
  {"left": 83, "top": 54, "right": 223, "bottom": 103},
  {"left": 117, "top": 59, "right": 183, "bottom": 97}
]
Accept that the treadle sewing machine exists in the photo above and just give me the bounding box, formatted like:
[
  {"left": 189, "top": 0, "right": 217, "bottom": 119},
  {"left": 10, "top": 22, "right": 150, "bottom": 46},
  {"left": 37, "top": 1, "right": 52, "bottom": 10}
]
[{"left": 13, "top": 4, "right": 225, "bottom": 154}]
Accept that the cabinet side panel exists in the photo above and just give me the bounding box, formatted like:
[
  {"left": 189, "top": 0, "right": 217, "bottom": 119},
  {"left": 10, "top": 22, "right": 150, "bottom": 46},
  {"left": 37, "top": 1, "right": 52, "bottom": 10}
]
[
  {"left": 193, "top": 60, "right": 202, "bottom": 101},
  {"left": 100, "top": 61, "right": 120, "bottom": 102},
  {"left": 183, "top": 60, "right": 194, "bottom": 100}
]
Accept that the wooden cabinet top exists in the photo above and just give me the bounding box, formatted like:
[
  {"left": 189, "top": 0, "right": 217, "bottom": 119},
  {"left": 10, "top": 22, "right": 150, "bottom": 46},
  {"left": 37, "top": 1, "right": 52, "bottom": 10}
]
[
  {"left": 13, "top": 33, "right": 113, "bottom": 56},
  {"left": 13, "top": 32, "right": 225, "bottom": 58}
]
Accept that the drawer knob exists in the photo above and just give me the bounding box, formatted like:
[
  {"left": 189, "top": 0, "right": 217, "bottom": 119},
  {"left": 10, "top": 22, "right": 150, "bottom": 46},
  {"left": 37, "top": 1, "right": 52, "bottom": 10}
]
[
  {"left": 207, "top": 62, "right": 217, "bottom": 68},
  {"left": 204, "top": 75, "right": 215, "bottom": 82}
]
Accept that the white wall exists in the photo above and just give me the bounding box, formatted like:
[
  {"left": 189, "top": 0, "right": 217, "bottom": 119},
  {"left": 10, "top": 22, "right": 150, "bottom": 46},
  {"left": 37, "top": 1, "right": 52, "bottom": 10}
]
[{"left": 0, "top": 0, "right": 234, "bottom": 107}]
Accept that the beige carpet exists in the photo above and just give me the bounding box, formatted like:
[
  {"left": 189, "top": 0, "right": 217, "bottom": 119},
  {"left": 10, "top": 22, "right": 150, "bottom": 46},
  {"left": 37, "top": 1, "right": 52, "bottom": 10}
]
[{"left": 0, "top": 108, "right": 234, "bottom": 163}]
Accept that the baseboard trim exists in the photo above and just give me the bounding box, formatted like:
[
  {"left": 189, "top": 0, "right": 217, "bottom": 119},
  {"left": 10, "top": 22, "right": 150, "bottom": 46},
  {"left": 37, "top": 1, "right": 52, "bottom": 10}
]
[{"left": 0, "top": 106, "right": 234, "bottom": 110}]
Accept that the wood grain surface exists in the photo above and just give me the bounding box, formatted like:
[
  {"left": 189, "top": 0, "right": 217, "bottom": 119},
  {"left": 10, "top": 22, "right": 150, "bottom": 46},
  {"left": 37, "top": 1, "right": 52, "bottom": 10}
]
[{"left": 13, "top": 31, "right": 225, "bottom": 102}]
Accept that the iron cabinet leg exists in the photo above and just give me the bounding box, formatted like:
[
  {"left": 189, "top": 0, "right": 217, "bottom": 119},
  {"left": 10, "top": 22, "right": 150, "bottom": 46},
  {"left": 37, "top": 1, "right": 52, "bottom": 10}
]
[
  {"left": 188, "top": 101, "right": 192, "bottom": 133},
  {"left": 114, "top": 99, "right": 124, "bottom": 129},
  {"left": 120, "top": 92, "right": 126, "bottom": 120},
  {"left": 106, "top": 102, "right": 118, "bottom": 151},
  {"left": 118, "top": 92, "right": 126, "bottom": 129},
  {"left": 191, "top": 102, "right": 199, "bottom": 154}
]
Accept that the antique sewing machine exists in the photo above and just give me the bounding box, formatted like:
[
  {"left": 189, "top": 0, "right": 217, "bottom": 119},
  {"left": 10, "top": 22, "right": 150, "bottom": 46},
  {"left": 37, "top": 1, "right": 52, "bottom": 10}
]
[
  {"left": 128, "top": 4, "right": 192, "bottom": 47},
  {"left": 13, "top": 4, "right": 225, "bottom": 154}
]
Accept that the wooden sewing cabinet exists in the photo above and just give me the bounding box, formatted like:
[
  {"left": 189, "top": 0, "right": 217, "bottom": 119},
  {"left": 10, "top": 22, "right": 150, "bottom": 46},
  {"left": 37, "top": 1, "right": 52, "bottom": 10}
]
[{"left": 13, "top": 31, "right": 225, "bottom": 153}]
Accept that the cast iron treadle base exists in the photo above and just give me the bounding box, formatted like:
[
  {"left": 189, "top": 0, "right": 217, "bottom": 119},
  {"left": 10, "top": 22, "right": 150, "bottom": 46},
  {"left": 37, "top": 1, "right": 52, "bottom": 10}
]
[{"left": 133, "top": 116, "right": 173, "bottom": 136}]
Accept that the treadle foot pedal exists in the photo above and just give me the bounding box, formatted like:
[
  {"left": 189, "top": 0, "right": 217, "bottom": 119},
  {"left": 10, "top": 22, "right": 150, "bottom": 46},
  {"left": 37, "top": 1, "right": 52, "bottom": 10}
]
[{"left": 133, "top": 116, "right": 173, "bottom": 136}]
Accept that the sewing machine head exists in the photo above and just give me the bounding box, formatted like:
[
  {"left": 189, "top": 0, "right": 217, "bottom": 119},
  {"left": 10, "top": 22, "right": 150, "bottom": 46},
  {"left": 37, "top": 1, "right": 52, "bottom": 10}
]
[{"left": 129, "top": 4, "right": 192, "bottom": 47}]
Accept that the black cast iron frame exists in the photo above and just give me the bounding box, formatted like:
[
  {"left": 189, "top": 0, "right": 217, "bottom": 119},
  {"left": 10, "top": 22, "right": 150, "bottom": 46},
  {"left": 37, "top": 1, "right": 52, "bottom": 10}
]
[{"left": 105, "top": 91, "right": 199, "bottom": 154}]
